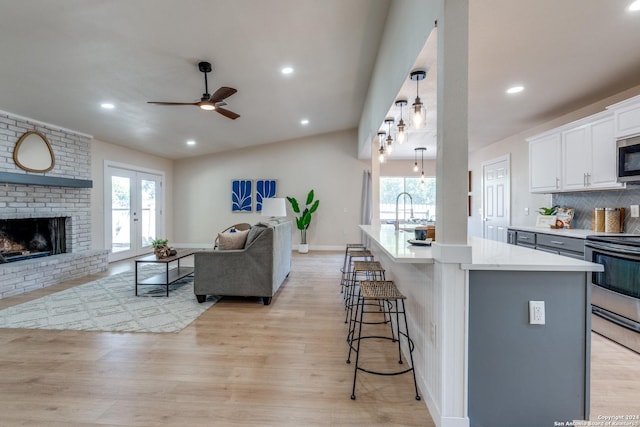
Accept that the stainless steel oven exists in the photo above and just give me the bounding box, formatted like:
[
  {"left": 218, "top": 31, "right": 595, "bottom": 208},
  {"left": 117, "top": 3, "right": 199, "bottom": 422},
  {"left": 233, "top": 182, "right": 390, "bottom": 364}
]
[{"left": 585, "top": 235, "right": 640, "bottom": 354}]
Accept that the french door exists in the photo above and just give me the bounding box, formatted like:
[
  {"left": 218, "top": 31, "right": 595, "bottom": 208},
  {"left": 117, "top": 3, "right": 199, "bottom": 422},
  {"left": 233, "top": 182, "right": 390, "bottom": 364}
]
[{"left": 105, "top": 162, "right": 164, "bottom": 262}]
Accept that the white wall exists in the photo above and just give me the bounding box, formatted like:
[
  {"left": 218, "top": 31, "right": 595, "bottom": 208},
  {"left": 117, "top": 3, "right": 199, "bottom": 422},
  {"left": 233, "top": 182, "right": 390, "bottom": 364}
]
[
  {"left": 172, "top": 129, "right": 368, "bottom": 249},
  {"left": 468, "top": 84, "right": 640, "bottom": 237},
  {"left": 380, "top": 158, "right": 437, "bottom": 177},
  {"left": 90, "top": 138, "right": 174, "bottom": 250}
]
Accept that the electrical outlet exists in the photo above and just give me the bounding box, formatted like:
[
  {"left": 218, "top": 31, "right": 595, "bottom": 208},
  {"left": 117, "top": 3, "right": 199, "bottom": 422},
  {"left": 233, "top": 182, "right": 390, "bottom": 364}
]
[
  {"left": 529, "top": 301, "right": 545, "bottom": 325},
  {"left": 524, "top": 207, "right": 529, "bottom": 216},
  {"left": 631, "top": 205, "right": 639, "bottom": 218}
]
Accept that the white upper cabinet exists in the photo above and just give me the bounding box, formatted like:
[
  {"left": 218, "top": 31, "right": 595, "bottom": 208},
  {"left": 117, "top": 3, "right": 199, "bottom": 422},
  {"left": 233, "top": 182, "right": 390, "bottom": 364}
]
[
  {"left": 608, "top": 94, "right": 640, "bottom": 139},
  {"left": 589, "top": 115, "right": 622, "bottom": 189},
  {"left": 561, "top": 124, "right": 590, "bottom": 190},
  {"left": 529, "top": 111, "right": 623, "bottom": 193},
  {"left": 561, "top": 113, "right": 622, "bottom": 191},
  {"left": 529, "top": 132, "right": 561, "bottom": 193}
]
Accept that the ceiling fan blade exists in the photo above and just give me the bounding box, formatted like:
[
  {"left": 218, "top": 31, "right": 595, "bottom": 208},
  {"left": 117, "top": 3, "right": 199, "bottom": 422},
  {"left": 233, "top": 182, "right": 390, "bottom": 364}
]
[
  {"left": 210, "top": 87, "right": 237, "bottom": 103},
  {"left": 147, "top": 101, "right": 199, "bottom": 106},
  {"left": 215, "top": 107, "right": 240, "bottom": 120}
]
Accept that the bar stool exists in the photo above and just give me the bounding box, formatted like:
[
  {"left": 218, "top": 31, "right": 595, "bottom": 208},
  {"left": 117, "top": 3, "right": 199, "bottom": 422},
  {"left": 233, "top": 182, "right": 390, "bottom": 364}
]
[
  {"left": 347, "top": 280, "right": 421, "bottom": 401},
  {"left": 340, "top": 249, "right": 373, "bottom": 298},
  {"left": 345, "top": 261, "right": 390, "bottom": 341}
]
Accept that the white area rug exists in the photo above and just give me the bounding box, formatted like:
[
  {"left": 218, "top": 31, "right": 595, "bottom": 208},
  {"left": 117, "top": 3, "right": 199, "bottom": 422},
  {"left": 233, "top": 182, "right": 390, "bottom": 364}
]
[{"left": 0, "top": 268, "right": 218, "bottom": 333}]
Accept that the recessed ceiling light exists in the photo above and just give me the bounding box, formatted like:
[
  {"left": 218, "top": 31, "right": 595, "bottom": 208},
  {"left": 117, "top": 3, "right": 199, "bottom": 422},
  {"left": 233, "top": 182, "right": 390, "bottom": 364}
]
[
  {"left": 100, "top": 103, "right": 115, "bottom": 109},
  {"left": 186, "top": 140, "right": 196, "bottom": 146},
  {"left": 300, "top": 119, "right": 309, "bottom": 125},
  {"left": 506, "top": 85, "right": 524, "bottom": 94},
  {"left": 281, "top": 66, "right": 294, "bottom": 75},
  {"left": 629, "top": 0, "right": 640, "bottom": 11}
]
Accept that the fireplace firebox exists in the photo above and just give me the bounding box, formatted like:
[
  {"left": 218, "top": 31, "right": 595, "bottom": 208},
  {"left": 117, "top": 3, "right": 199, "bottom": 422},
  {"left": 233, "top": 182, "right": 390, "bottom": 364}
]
[{"left": 0, "top": 218, "right": 67, "bottom": 263}]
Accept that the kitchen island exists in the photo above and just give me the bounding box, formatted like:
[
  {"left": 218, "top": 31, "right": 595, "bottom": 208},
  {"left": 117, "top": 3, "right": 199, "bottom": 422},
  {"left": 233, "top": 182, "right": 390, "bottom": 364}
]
[{"left": 360, "top": 224, "right": 603, "bottom": 427}]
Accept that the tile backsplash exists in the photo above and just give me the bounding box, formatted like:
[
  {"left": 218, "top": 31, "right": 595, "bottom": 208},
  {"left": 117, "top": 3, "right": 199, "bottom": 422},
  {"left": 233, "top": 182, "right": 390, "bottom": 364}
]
[{"left": 553, "top": 187, "right": 640, "bottom": 233}]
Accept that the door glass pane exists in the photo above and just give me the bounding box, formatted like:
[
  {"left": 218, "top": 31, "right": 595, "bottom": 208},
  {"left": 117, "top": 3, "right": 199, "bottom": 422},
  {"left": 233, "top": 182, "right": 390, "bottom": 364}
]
[
  {"left": 111, "top": 176, "right": 131, "bottom": 253},
  {"left": 140, "top": 179, "right": 156, "bottom": 248}
]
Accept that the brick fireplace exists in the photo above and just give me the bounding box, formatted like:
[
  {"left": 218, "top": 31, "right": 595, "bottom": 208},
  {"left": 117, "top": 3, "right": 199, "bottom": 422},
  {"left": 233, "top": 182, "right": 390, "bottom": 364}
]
[{"left": 0, "top": 110, "right": 108, "bottom": 298}]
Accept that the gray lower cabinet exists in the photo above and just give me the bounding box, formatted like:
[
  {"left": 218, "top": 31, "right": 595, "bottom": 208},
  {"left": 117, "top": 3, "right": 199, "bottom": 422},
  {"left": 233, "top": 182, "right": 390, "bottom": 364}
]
[
  {"left": 468, "top": 270, "right": 590, "bottom": 426},
  {"left": 508, "top": 228, "right": 585, "bottom": 259}
]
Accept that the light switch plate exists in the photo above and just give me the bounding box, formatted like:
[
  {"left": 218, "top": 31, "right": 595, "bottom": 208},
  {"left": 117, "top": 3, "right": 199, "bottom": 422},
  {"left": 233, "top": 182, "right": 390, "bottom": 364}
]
[{"left": 631, "top": 205, "right": 639, "bottom": 218}]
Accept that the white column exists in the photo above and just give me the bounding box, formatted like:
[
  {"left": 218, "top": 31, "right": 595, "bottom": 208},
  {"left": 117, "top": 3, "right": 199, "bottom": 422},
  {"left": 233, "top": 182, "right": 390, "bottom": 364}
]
[{"left": 434, "top": 1, "right": 472, "bottom": 427}]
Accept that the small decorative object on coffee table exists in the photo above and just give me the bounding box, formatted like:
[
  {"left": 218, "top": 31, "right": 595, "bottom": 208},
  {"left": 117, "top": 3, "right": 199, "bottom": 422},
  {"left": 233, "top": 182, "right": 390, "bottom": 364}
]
[{"left": 152, "top": 238, "right": 170, "bottom": 258}]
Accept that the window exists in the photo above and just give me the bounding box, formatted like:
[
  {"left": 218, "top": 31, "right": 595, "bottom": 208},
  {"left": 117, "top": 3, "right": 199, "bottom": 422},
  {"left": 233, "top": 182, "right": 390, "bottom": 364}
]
[{"left": 380, "top": 176, "right": 436, "bottom": 223}]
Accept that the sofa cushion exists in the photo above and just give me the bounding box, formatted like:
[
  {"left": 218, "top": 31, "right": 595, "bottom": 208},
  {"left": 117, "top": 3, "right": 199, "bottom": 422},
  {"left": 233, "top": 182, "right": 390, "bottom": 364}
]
[
  {"left": 218, "top": 229, "right": 249, "bottom": 250},
  {"left": 245, "top": 224, "right": 268, "bottom": 248}
]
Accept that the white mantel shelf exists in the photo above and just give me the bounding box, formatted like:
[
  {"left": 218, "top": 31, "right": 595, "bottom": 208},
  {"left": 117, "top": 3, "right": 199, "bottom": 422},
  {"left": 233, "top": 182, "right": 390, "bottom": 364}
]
[{"left": 360, "top": 224, "right": 603, "bottom": 272}]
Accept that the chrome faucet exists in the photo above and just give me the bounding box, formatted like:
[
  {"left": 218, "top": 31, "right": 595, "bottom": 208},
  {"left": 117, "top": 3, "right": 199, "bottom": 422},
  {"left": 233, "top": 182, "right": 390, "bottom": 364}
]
[{"left": 395, "top": 192, "right": 414, "bottom": 230}]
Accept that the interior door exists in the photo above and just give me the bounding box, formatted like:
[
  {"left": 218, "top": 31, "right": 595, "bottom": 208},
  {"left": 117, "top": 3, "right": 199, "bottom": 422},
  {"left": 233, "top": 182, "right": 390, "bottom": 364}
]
[
  {"left": 482, "top": 155, "right": 510, "bottom": 242},
  {"left": 105, "top": 163, "right": 164, "bottom": 262}
]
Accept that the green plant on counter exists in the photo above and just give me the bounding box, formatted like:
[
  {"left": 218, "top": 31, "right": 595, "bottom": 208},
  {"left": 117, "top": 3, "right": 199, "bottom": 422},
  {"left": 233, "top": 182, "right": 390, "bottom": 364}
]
[{"left": 538, "top": 206, "right": 558, "bottom": 215}]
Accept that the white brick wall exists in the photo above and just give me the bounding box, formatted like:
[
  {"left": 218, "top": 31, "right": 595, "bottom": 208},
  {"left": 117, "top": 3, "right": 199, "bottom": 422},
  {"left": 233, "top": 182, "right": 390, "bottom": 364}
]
[{"left": 0, "top": 111, "right": 107, "bottom": 298}]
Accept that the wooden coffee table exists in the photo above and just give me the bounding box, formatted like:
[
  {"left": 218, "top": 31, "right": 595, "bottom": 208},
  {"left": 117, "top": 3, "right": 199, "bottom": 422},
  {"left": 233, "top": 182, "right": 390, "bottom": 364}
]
[{"left": 134, "top": 248, "right": 201, "bottom": 296}]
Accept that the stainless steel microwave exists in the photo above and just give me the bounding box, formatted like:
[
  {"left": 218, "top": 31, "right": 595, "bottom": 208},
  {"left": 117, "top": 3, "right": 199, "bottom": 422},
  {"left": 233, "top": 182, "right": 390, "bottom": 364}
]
[{"left": 617, "top": 135, "right": 640, "bottom": 182}]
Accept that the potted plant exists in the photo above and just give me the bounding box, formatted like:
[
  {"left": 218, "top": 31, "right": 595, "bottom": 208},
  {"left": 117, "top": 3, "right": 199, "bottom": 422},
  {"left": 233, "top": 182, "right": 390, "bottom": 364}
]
[
  {"left": 535, "top": 205, "right": 558, "bottom": 228},
  {"left": 151, "top": 238, "right": 170, "bottom": 258},
  {"left": 287, "top": 190, "right": 320, "bottom": 253}
]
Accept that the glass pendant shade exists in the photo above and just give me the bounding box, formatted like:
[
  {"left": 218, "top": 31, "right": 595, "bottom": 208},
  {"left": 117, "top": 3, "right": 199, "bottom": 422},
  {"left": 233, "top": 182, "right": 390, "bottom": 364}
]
[
  {"left": 410, "top": 70, "right": 426, "bottom": 129},
  {"left": 395, "top": 100, "right": 407, "bottom": 144},
  {"left": 397, "top": 120, "right": 406, "bottom": 143},
  {"left": 413, "top": 98, "right": 424, "bottom": 128}
]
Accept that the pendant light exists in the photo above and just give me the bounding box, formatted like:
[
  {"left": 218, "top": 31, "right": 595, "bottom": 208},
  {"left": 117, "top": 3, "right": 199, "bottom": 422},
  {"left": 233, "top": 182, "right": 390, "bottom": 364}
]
[
  {"left": 415, "top": 147, "right": 426, "bottom": 184},
  {"left": 384, "top": 118, "right": 394, "bottom": 154},
  {"left": 410, "top": 70, "right": 426, "bottom": 128},
  {"left": 377, "top": 131, "right": 386, "bottom": 163},
  {"left": 395, "top": 100, "right": 407, "bottom": 144},
  {"left": 413, "top": 148, "right": 419, "bottom": 172}
]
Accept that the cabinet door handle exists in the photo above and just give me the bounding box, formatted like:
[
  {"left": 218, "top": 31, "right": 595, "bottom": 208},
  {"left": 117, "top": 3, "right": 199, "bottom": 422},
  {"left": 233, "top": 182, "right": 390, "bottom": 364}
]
[
  {"left": 556, "top": 177, "right": 560, "bottom": 188},
  {"left": 587, "top": 173, "right": 591, "bottom": 186},
  {"left": 550, "top": 240, "right": 565, "bottom": 245},
  {"left": 520, "top": 236, "right": 530, "bottom": 240},
  {"left": 584, "top": 173, "right": 587, "bottom": 187}
]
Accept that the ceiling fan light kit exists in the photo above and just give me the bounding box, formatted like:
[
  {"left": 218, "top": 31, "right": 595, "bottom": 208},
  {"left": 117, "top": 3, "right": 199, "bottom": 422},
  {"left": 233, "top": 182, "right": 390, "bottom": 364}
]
[{"left": 147, "top": 61, "right": 240, "bottom": 120}]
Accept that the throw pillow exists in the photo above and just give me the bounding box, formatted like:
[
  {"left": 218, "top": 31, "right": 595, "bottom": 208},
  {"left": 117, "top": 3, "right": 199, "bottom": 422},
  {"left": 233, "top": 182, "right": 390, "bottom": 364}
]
[
  {"left": 245, "top": 224, "right": 268, "bottom": 247},
  {"left": 217, "top": 229, "right": 249, "bottom": 250}
]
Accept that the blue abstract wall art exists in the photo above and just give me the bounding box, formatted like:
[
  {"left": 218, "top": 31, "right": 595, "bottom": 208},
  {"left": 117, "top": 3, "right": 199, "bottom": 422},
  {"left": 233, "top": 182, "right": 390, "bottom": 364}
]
[
  {"left": 232, "top": 180, "right": 252, "bottom": 212},
  {"left": 256, "top": 179, "right": 277, "bottom": 211}
]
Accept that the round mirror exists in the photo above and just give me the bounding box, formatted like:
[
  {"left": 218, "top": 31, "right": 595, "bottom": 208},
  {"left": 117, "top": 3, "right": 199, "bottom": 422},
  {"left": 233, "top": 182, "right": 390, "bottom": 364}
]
[{"left": 13, "top": 131, "right": 55, "bottom": 173}]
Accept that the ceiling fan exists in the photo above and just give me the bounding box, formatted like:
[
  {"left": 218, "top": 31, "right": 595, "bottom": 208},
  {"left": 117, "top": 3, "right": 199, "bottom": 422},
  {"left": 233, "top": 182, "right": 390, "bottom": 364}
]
[{"left": 147, "top": 61, "right": 240, "bottom": 120}]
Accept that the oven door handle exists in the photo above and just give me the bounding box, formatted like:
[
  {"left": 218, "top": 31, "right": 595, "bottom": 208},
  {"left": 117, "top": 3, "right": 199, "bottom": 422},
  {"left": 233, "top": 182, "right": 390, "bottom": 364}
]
[{"left": 585, "top": 241, "right": 640, "bottom": 259}]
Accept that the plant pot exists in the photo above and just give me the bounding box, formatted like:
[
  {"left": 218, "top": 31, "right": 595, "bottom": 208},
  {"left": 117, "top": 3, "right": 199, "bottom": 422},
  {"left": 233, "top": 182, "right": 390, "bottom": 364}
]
[
  {"left": 154, "top": 244, "right": 170, "bottom": 258},
  {"left": 298, "top": 243, "right": 309, "bottom": 254}
]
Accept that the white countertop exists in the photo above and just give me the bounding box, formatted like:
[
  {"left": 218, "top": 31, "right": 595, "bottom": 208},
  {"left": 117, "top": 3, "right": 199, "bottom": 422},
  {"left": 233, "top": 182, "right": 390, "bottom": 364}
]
[{"left": 360, "top": 224, "right": 603, "bottom": 272}]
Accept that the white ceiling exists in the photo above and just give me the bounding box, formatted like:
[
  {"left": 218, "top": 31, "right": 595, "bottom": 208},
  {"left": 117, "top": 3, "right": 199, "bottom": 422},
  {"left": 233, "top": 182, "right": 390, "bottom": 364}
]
[{"left": 1, "top": 1, "right": 640, "bottom": 161}]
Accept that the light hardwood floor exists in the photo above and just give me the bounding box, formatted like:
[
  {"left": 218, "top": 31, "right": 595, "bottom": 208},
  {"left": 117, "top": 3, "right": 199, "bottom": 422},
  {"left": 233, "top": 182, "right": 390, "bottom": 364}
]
[{"left": 0, "top": 251, "right": 638, "bottom": 426}]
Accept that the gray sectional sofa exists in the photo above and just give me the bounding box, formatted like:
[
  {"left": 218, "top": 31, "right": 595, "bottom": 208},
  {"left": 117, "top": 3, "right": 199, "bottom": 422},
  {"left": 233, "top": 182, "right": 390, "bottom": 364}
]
[{"left": 194, "top": 221, "right": 292, "bottom": 305}]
